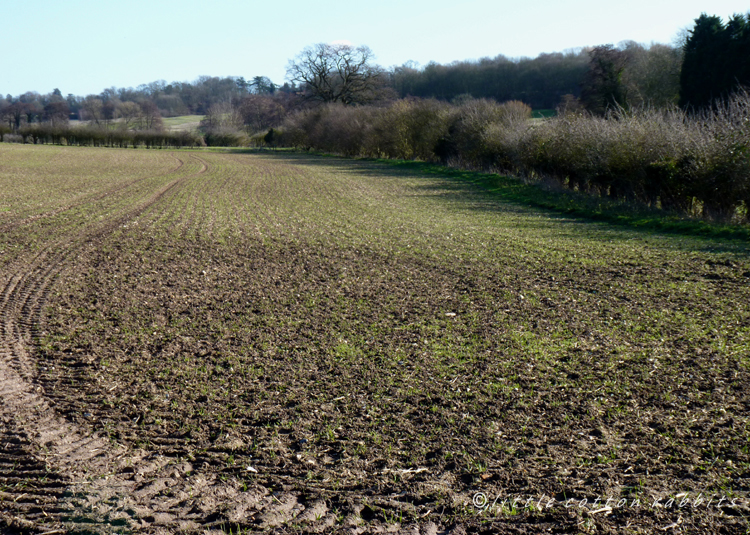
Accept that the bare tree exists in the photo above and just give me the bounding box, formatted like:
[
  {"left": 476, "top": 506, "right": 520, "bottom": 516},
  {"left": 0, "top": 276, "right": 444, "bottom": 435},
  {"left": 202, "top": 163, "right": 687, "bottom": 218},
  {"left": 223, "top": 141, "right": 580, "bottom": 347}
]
[
  {"left": 43, "top": 101, "right": 70, "bottom": 127},
  {"left": 3, "top": 101, "right": 26, "bottom": 131},
  {"left": 200, "top": 101, "right": 243, "bottom": 130},
  {"left": 239, "top": 95, "right": 285, "bottom": 133},
  {"left": 116, "top": 101, "right": 142, "bottom": 129},
  {"left": 621, "top": 43, "right": 682, "bottom": 108},
  {"left": 81, "top": 96, "right": 105, "bottom": 126},
  {"left": 0, "top": 96, "right": 9, "bottom": 130},
  {"left": 286, "top": 43, "right": 387, "bottom": 105},
  {"left": 139, "top": 100, "right": 163, "bottom": 130}
]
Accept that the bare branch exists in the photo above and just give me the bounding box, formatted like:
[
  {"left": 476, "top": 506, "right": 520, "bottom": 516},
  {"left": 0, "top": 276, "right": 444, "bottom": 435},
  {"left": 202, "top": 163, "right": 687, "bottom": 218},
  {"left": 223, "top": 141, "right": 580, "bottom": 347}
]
[{"left": 286, "top": 43, "right": 386, "bottom": 105}]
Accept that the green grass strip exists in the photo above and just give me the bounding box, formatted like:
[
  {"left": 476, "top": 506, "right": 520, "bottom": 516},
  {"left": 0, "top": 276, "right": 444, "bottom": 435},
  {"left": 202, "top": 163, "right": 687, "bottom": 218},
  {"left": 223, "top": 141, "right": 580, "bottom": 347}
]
[{"left": 374, "top": 158, "right": 750, "bottom": 243}]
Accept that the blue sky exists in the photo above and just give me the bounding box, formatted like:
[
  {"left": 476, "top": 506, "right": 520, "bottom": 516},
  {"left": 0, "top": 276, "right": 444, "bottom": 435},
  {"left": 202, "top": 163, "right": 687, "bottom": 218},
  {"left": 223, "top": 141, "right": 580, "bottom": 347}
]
[{"left": 2, "top": 0, "right": 749, "bottom": 97}]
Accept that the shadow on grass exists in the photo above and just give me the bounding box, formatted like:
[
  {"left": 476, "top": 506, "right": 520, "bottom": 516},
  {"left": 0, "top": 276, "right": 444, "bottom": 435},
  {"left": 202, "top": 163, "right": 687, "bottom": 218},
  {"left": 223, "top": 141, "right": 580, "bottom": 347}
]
[{"left": 216, "top": 148, "right": 750, "bottom": 252}]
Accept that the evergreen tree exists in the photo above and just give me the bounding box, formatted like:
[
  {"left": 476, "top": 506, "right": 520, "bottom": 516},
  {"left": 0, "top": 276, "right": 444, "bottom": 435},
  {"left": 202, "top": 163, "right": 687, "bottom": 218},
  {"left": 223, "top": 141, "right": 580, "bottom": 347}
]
[
  {"left": 680, "top": 13, "right": 750, "bottom": 109},
  {"left": 726, "top": 14, "right": 750, "bottom": 93}
]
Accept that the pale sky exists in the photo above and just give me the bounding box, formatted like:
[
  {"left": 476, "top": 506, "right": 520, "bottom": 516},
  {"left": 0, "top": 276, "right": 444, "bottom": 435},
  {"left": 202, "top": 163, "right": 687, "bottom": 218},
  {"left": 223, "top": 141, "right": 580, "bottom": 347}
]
[{"left": 2, "top": 0, "right": 748, "bottom": 97}]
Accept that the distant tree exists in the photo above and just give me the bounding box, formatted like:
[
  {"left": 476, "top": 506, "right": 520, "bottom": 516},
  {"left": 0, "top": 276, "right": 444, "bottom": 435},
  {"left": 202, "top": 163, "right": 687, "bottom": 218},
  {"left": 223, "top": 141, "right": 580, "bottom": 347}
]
[
  {"left": 239, "top": 94, "right": 286, "bottom": 133},
  {"left": 102, "top": 99, "right": 117, "bottom": 125},
  {"left": 14, "top": 92, "right": 42, "bottom": 125},
  {"left": 18, "top": 91, "right": 41, "bottom": 104},
  {"left": 680, "top": 14, "right": 727, "bottom": 108},
  {"left": 389, "top": 51, "right": 589, "bottom": 109},
  {"left": 1, "top": 99, "right": 17, "bottom": 130},
  {"left": 581, "top": 45, "right": 629, "bottom": 114},
  {"left": 250, "top": 76, "right": 276, "bottom": 95},
  {"left": 235, "top": 77, "right": 249, "bottom": 93},
  {"left": 66, "top": 94, "right": 81, "bottom": 120},
  {"left": 154, "top": 94, "right": 189, "bottom": 117},
  {"left": 277, "top": 82, "right": 298, "bottom": 94},
  {"left": 557, "top": 93, "right": 583, "bottom": 114},
  {"left": 101, "top": 87, "right": 120, "bottom": 101},
  {"left": 23, "top": 100, "right": 43, "bottom": 125},
  {"left": 264, "top": 127, "right": 276, "bottom": 148},
  {"left": 726, "top": 13, "right": 750, "bottom": 87},
  {"left": 81, "top": 96, "right": 105, "bottom": 125},
  {"left": 286, "top": 43, "right": 387, "bottom": 105},
  {"left": 139, "top": 100, "right": 163, "bottom": 130},
  {"left": 623, "top": 43, "right": 682, "bottom": 108},
  {"left": 200, "top": 101, "right": 243, "bottom": 131},
  {"left": 390, "top": 60, "right": 421, "bottom": 96},
  {"left": 5, "top": 102, "right": 27, "bottom": 130},
  {"left": 43, "top": 101, "right": 70, "bottom": 126},
  {"left": 116, "top": 101, "right": 142, "bottom": 129},
  {"left": 680, "top": 13, "right": 750, "bottom": 109},
  {"left": 146, "top": 80, "right": 167, "bottom": 96}
]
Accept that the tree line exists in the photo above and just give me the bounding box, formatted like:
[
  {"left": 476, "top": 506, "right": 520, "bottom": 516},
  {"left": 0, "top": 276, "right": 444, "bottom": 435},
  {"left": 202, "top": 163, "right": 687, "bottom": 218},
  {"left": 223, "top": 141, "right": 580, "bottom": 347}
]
[
  {"left": 0, "top": 40, "right": 683, "bottom": 138},
  {"left": 680, "top": 13, "right": 750, "bottom": 108},
  {"left": 0, "top": 76, "right": 296, "bottom": 135},
  {"left": 388, "top": 44, "right": 681, "bottom": 111},
  {"left": 3, "top": 11, "right": 748, "bottom": 137},
  {"left": 266, "top": 13, "right": 749, "bottom": 222},
  {"left": 2, "top": 12, "right": 748, "bottom": 222}
]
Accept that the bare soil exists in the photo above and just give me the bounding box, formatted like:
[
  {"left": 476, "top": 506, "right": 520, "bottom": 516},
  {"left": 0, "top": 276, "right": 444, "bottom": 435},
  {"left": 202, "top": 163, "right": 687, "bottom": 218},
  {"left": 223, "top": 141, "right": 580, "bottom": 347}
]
[{"left": 1, "top": 146, "right": 749, "bottom": 534}]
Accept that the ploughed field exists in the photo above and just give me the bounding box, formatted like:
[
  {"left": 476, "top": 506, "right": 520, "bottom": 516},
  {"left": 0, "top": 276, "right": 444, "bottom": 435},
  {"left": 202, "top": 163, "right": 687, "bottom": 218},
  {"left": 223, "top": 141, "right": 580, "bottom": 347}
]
[{"left": 0, "top": 143, "right": 748, "bottom": 534}]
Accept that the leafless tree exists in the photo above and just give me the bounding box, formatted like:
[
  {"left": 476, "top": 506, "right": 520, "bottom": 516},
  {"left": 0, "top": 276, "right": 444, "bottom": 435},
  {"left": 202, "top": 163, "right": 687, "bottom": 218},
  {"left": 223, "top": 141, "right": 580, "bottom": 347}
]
[
  {"left": 43, "top": 101, "right": 70, "bottom": 127},
  {"left": 239, "top": 95, "right": 285, "bottom": 133},
  {"left": 2, "top": 101, "right": 24, "bottom": 130},
  {"left": 81, "top": 97, "right": 105, "bottom": 125},
  {"left": 139, "top": 100, "right": 163, "bottom": 130},
  {"left": 620, "top": 41, "right": 682, "bottom": 108},
  {"left": 116, "top": 101, "right": 142, "bottom": 129},
  {"left": 286, "top": 43, "right": 387, "bottom": 105},
  {"left": 200, "top": 101, "right": 243, "bottom": 131}
]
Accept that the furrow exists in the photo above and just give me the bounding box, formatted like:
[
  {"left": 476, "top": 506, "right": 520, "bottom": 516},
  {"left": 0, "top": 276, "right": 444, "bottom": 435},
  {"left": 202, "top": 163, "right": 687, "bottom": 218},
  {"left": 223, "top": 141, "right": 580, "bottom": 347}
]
[{"left": 0, "top": 153, "right": 209, "bottom": 530}]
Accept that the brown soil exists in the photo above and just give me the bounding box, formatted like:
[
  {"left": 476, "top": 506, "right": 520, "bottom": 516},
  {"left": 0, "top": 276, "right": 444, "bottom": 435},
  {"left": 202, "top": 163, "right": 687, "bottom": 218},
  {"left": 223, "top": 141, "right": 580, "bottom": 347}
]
[{"left": 1, "top": 148, "right": 749, "bottom": 534}]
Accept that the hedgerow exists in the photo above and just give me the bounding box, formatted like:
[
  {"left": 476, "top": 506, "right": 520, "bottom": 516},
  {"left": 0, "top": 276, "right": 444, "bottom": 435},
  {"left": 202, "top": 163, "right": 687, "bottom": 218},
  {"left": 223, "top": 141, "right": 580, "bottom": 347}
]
[
  {"left": 11, "top": 125, "right": 205, "bottom": 149},
  {"left": 277, "top": 92, "right": 750, "bottom": 222}
]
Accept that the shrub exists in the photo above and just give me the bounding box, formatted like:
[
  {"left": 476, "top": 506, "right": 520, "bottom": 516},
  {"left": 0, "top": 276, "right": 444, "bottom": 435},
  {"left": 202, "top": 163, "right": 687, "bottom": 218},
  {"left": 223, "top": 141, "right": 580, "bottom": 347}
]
[
  {"left": 480, "top": 100, "right": 533, "bottom": 172},
  {"left": 279, "top": 108, "right": 325, "bottom": 151},
  {"left": 435, "top": 99, "right": 534, "bottom": 169},
  {"left": 689, "top": 90, "right": 750, "bottom": 220},
  {"left": 203, "top": 127, "right": 249, "bottom": 147},
  {"left": 374, "top": 99, "right": 450, "bottom": 160},
  {"left": 267, "top": 92, "right": 750, "bottom": 222}
]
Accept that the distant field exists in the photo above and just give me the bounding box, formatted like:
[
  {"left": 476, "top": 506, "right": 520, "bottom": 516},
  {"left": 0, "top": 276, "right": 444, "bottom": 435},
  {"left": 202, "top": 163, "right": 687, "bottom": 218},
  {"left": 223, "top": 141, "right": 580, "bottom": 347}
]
[
  {"left": 0, "top": 143, "right": 748, "bottom": 534},
  {"left": 162, "top": 114, "right": 204, "bottom": 131},
  {"left": 67, "top": 115, "right": 204, "bottom": 132}
]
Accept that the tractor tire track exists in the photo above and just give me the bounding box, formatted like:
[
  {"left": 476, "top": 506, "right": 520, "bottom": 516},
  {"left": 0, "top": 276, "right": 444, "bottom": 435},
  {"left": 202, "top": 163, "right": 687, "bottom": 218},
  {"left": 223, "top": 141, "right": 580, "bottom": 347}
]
[
  {"left": 0, "top": 154, "right": 216, "bottom": 532},
  {"left": 0, "top": 156, "right": 185, "bottom": 236},
  {"left": 1, "top": 151, "right": 399, "bottom": 534}
]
